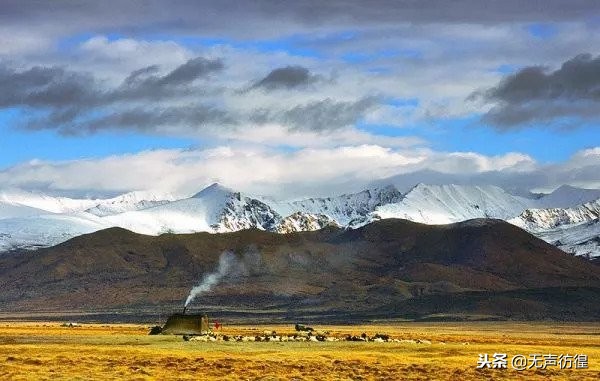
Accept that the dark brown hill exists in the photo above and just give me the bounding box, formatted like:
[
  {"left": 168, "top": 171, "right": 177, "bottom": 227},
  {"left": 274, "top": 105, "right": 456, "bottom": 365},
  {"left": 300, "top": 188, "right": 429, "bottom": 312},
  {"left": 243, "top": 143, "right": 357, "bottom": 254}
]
[{"left": 1, "top": 219, "right": 599, "bottom": 321}]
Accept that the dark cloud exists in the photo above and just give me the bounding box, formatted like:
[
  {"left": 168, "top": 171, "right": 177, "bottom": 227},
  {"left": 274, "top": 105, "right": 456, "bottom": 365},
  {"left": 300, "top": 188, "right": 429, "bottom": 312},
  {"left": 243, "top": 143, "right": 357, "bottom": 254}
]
[
  {"left": 0, "top": 65, "right": 97, "bottom": 108},
  {"left": 487, "top": 54, "right": 600, "bottom": 102},
  {"left": 123, "top": 65, "right": 160, "bottom": 84},
  {"left": 59, "top": 106, "right": 237, "bottom": 135},
  {"left": 0, "top": 57, "right": 227, "bottom": 134},
  {"left": 1, "top": 1, "right": 598, "bottom": 40},
  {"left": 251, "top": 97, "right": 378, "bottom": 131},
  {"left": 0, "top": 57, "right": 222, "bottom": 108},
  {"left": 156, "top": 57, "right": 223, "bottom": 86},
  {"left": 112, "top": 57, "right": 223, "bottom": 102},
  {"left": 251, "top": 66, "right": 318, "bottom": 90},
  {"left": 0, "top": 59, "right": 377, "bottom": 134},
  {"left": 283, "top": 97, "right": 378, "bottom": 131},
  {"left": 475, "top": 53, "right": 600, "bottom": 128}
]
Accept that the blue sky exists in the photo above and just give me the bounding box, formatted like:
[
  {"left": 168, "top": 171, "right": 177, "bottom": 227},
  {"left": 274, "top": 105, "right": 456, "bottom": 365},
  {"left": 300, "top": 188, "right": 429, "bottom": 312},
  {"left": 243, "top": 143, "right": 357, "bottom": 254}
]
[
  {"left": 360, "top": 117, "right": 600, "bottom": 164},
  {"left": 0, "top": 1, "right": 598, "bottom": 196},
  {"left": 3, "top": 110, "right": 596, "bottom": 168},
  {"left": 0, "top": 109, "right": 196, "bottom": 168}
]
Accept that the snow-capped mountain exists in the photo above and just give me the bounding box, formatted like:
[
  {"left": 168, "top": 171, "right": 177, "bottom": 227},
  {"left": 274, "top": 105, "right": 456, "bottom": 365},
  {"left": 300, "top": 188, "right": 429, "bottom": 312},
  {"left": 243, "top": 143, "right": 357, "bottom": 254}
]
[
  {"left": 0, "top": 183, "right": 402, "bottom": 250},
  {"left": 0, "top": 188, "right": 189, "bottom": 250},
  {"left": 0, "top": 182, "right": 599, "bottom": 259},
  {"left": 372, "top": 184, "right": 534, "bottom": 225},
  {"left": 275, "top": 212, "right": 339, "bottom": 233},
  {"left": 84, "top": 191, "right": 175, "bottom": 217},
  {"left": 508, "top": 199, "right": 600, "bottom": 258},
  {"left": 509, "top": 199, "right": 600, "bottom": 232},
  {"left": 0, "top": 213, "right": 105, "bottom": 252},
  {"left": 0, "top": 188, "right": 175, "bottom": 217},
  {"left": 0, "top": 201, "right": 49, "bottom": 219},
  {"left": 0, "top": 189, "right": 97, "bottom": 214},
  {"left": 102, "top": 183, "right": 282, "bottom": 234},
  {"left": 536, "top": 185, "right": 600, "bottom": 209},
  {"left": 534, "top": 220, "right": 600, "bottom": 259},
  {"left": 268, "top": 184, "right": 402, "bottom": 226}
]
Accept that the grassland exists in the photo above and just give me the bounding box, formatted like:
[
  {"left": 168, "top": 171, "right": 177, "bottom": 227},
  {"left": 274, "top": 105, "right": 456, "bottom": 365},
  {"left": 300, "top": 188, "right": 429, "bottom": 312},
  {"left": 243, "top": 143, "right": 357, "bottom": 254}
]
[{"left": 0, "top": 321, "right": 598, "bottom": 380}]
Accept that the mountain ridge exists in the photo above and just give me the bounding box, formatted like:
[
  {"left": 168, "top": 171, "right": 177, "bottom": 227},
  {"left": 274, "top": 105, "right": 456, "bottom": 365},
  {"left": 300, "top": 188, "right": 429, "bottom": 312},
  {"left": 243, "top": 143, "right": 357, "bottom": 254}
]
[
  {"left": 1, "top": 218, "right": 598, "bottom": 321},
  {"left": 0, "top": 182, "right": 599, "bottom": 258}
]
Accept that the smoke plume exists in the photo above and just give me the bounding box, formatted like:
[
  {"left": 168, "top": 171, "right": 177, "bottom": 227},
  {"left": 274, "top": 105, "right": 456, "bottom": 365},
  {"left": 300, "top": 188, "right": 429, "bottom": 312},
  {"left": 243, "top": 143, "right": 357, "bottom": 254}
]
[
  {"left": 184, "top": 251, "right": 237, "bottom": 307},
  {"left": 185, "top": 247, "right": 262, "bottom": 307}
]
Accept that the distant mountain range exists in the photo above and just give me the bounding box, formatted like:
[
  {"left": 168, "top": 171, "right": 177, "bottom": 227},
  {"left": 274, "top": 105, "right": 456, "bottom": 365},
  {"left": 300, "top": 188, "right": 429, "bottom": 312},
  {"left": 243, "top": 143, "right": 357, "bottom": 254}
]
[
  {"left": 1, "top": 183, "right": 599, "bottom": 258},
  {"left": 1, "top": 219, "right": 598, "bottom": 321}
]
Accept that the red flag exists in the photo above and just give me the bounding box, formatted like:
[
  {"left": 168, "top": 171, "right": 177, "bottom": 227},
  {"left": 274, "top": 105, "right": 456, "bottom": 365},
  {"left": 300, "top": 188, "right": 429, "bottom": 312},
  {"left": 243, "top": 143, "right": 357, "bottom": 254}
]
[{"left": 214, "top": 321, "right": 221, "bottom": 330}]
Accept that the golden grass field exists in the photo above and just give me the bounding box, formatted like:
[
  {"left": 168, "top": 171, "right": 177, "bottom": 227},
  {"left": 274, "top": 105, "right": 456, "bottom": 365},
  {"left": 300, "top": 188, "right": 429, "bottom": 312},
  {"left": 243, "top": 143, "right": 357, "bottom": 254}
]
[{"left": 0, "top": 321, "right": 598, "bottom": 380}]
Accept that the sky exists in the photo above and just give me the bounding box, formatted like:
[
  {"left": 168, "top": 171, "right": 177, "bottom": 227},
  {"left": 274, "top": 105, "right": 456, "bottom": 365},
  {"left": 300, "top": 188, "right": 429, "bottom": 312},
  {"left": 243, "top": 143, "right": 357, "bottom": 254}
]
[{"left": 0, "top": 0, "right": 599, "bottom": 198}]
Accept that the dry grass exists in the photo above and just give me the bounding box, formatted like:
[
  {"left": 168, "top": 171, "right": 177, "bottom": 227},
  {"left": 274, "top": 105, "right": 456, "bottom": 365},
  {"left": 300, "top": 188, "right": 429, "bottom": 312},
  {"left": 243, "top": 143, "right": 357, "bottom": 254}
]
[{"left": 0, "top": 321, "right": 598, "bottom": 380}]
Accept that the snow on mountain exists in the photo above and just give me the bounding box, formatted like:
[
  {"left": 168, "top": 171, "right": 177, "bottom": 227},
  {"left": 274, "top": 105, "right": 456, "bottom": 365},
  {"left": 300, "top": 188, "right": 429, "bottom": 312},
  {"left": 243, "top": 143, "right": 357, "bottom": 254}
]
[
  {"left": 275, "top": 212, "right": 339, "bottom": 233},
  {"left": 85, "top": 190, "right": 175, "bottom": 217},
  {"left": 0, "top": 189, "right": 97, "bottom": 214},
  {"left": 536, "top": 185, "right": 600, "bottom": 209},
  {"left": 269, "top": 185, "right": 402, "bottom": 226},
  {"left": 508, "top": 198, "right": 600, "bottom": 258},
  {"left": 2, "top": 182, "right": 600, "bottom": 259},
  {"left": 103, "top": 183, "right": 401, "bottom": 236},
  {"left": 0, "top": 201, "right": 50, "bottom": 219},
  {"left": 0, "top": 184, "right": 284, "bottom": 250},
  {"left": 509, "top": 199, "right": 600, "bottom": 232},
  {"left": 0, "top": 188, "right": 174, "bottom": 217},
  {"left": 103, "top": 183, "right": 282, "bottom": 234},
  {"left": 0, "top": 213, "right": 106, "bottom": 252},
  {"left": 534, "top": 219, "right": 600, "bottom": 259},
  {"left": 372, "top": 184, "right": 534, "bottom": 224}
]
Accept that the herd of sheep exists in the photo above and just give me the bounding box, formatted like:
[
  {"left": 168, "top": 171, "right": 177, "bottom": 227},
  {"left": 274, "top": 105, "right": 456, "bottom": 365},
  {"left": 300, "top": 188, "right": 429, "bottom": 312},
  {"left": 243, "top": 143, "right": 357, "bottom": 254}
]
[{"left": 183, "top": 330, "right": 434, "bottom": 344}]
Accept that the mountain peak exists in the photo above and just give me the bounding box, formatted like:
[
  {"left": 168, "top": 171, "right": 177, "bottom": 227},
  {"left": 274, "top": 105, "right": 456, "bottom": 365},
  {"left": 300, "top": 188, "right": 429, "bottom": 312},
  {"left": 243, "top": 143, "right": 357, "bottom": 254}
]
[
  {"left": 375, "top": 183, "right": 400, "bottom": 193},
  {"left": 191, "top": 183, "right": 236, "bottom": 198},
  {"left": 407, "top": 183, "right": 503, "bottom": 194},
  {"left": 551, "top": 184, "right": 581, "bottom": 193},
  {"left": 538, "top": 184, "right": 600, "bottom": 208}
]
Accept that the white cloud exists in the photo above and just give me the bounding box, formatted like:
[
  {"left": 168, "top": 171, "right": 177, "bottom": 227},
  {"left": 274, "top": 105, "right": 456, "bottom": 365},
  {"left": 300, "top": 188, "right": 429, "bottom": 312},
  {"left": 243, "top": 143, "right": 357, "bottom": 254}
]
[
  {"left": 76, "top": 36, "right": 194, "bottom": 81},
  {"left": 215, "top": 124, "right": 424, "bottom": 148},
  {"left": 2, "top": 145, "right": 597, "bottom": 199},
  {"left": 0, "top": 9, "right": 598, "bottom": 197},
  {"left": 425, "top": 152, "right": 537, "bottom": 173},
  {"left": 3, "top": 20, "right": 599, "bottom": 135}
]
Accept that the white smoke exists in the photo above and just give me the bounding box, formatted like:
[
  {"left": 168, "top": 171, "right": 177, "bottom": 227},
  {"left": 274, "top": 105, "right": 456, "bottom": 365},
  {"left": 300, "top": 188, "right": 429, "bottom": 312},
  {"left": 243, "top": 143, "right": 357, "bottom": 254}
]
[{"left": 184, "top": 251, "right": 237, "bottom": 307}]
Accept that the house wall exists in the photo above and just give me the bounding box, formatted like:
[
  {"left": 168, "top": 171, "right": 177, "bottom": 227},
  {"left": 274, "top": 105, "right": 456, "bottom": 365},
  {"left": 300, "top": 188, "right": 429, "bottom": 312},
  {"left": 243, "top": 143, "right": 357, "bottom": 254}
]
[{"left": 161, "top": 313, "right": 210, "bottom": 335}]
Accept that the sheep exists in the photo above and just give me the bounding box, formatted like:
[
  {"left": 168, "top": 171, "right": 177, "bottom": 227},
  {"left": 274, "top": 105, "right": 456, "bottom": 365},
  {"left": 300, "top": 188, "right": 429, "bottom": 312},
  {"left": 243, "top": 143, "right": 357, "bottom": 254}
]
[{"left": 189, "top": 335, "right": 209, "bottom": 342}]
